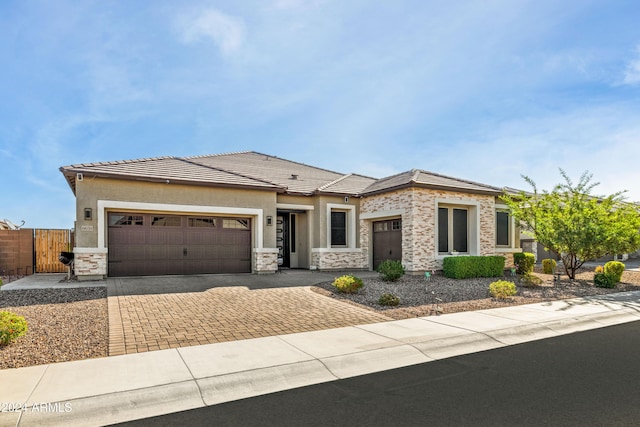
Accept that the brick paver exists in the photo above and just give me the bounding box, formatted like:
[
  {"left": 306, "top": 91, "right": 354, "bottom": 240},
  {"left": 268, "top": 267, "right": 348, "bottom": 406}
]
[{"left": 107, "top": 282, "right": 390, "bottom": 356}]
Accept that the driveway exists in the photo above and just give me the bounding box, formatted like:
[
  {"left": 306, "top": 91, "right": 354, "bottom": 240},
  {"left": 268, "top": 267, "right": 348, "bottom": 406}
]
[{"left": 107, "top": 270, "right": 391, "bottom": 355}]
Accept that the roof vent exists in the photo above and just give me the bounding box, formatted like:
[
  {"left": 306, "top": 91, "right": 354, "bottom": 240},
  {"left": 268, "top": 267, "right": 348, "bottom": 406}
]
[{"left": 290, "top": 174, "right": 298, "bottom": 180}]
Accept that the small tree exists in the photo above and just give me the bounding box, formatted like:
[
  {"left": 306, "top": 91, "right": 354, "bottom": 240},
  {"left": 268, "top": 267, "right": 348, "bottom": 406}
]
[{"left": 501, "top": 169, "right": 640, "bottom": 280}]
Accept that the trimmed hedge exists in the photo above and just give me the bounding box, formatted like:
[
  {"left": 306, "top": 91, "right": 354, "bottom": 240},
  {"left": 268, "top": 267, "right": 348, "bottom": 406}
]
[
  {"left": 542, "top": 258, "right": 557, "bottom": 274},
  {"left": 513, "top": 252, "right": 535, "bottom": 274},
  {"left": 442, "top": 256, "right": 505, "bottom": 279},
  {"left": 332, "top": 275, "right": 364, "bottom": 293},
  {"left": 489, "top": 280, "right": 517, "bottom": 299},
  {"left": 0, "top": 311, "right": 28, "bottom": 346},
  {"left": 604, "top": 261, "right": 625, "bottom": 284},
  {"left": 378, "top": 293, "right": 400, "bottom": 306},
  {"left": 594, "top": 272, "right": 616, "bottom": 288},
  {"left": 377, "top": 260, "right": 405, "bottom": 282}
]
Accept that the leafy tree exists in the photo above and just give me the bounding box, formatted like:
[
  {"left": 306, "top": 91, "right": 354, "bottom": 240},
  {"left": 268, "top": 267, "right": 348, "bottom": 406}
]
[{"left": 501, "top": 170, "right": 640, "bottom": 279}]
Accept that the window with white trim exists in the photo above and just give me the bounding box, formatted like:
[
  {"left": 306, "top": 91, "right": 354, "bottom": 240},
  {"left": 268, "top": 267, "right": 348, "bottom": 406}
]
[
  {"left": 496, "top": 210, "right": 510, "bottom": 247},
  {"left": 438, "top": 206, "right": 468, "bottom": 254},
  {"left": 330, "top": 211, "right": 347, "bottom": 246}
]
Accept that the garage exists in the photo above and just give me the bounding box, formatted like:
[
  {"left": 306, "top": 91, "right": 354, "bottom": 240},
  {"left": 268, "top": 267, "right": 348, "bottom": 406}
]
[
  {"left": 373, "top": 219, "right": 402, "bottom": 269},
  {"left": 107, "top": 212, "right": 251, "bottom": 277}
]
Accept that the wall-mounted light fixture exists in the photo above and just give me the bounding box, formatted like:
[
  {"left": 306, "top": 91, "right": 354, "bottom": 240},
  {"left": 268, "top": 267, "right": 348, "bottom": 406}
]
[
  {"left": 84, "top": 208, "right": 92, "bottom": 220},
  {"left": 266, "top": 216, "right": 273, "bottom": 226}
]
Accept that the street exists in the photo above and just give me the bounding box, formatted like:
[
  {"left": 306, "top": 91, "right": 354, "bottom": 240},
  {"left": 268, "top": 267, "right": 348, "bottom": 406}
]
[{"left": 115, "top": 320, "right": 640, "bottom": 427}]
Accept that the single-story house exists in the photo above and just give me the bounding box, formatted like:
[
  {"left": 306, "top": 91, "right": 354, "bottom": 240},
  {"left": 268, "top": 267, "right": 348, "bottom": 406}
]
[{"left": 60, "top": 151, "right": 521, "bottom": 280}]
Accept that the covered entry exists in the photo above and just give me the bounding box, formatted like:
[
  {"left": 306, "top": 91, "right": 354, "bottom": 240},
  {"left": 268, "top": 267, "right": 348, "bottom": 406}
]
[
  {"left": 373, "top": 218, "right": 402, "bottom": 269},
  {"left": 107, "top": 213, "right": 251, "bottom": 276}
]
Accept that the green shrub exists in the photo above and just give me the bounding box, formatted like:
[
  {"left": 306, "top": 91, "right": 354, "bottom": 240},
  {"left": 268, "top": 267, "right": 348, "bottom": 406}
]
[
  {"left": 378, "top": 293, "right": 400, "bottom": 306},
  {"left": 542, "top": 259, "right": 557, "bottom": 274},
  {"left": 0, "top": 278, "right": 3, "bottom": 287},
  {"left": 513, "top": 253, "right": 535, "bottom": 274},
  {"left": 377, "top": 260, "right": 405, "bottom": 282},
  {"left": 489, "top": 280, "right": 517, "bottom": 299},
  {"left": 604, "top": 261, "right": 625, "bottom": 284},
  {"left": 0, "top": 311, "right": 28, "bottom": 346},
  {"left": 520, "top": 273, "right": 543, "bottom": 287},
  {"left": 332, "top": 275, "right": 364, "bottom": 293},
  {"left": 442, "top": 256, "right": 505, "bottom": 279},
  {"left": 594, "top": 272, "right": 616, "bottom": 288}
]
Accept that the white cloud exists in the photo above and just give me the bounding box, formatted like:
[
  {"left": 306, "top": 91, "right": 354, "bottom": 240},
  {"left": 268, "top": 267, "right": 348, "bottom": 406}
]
[
  {"left": 176, "top": 8, "right": 245, "bottom": 54},
  {"left": 271, "top": 0, "right": 325, "bottom": 10},
  {"left": 622, "top": 45, "right": 640, "bottom": 85}
]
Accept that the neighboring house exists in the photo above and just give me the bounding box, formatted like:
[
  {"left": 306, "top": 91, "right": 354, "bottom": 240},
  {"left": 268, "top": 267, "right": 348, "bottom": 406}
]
[{"left": 59, "top": 151, "right": 521, "bottom": 280}]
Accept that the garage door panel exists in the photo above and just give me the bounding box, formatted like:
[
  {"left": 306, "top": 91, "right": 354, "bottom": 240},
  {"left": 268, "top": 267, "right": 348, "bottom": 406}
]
[
  {"left": 108, "top": 213, "right": 251, "bottom": 277},
  {"left": 184, "top": 231, "right": 216, "bottom": 245},
  {"left": 109, "top": 228, "right": 145, "bottom": 245}
]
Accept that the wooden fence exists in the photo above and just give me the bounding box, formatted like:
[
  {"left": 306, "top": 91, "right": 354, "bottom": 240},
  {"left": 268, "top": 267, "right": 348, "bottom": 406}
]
[
  {"left": 35, "top": 229, "right": 73, "bottom": 273},
  {"left": 0, "top": 228, "right": 74, "bottom": 279}
]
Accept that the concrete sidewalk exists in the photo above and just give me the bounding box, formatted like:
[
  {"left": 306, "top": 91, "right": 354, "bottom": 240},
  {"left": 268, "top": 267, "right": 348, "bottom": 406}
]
[{"left": 1, "top": 292, "right": 639, "bottom": 427}]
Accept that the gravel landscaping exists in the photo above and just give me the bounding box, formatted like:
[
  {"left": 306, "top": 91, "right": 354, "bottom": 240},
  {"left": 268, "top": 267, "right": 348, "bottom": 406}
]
[
  {"left": 2, "top": 267, "right": 640, "bottom": 370},
  {"left": 313, "top": 267, "right": 640, "bottom": 320},
  {"left": 0, "top": 287, "right": 108, "bottom": 369}
]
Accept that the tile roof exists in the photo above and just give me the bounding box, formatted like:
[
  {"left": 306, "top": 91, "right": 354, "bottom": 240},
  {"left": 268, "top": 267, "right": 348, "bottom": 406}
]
[
  {"left": 60, "top": 151, "right": 375, "bottom": 195},
  {"left": 184, "top": 151, "right": 365, "bottom": 194},
  {"left": 360, "top": 169, "right": 504, "bottom": 196},
  {"left": 59, "top": 155, "right": 282, "bottom": 193},
  {"left": 60, "top": 152, "right": 506, "bottom": 197}
]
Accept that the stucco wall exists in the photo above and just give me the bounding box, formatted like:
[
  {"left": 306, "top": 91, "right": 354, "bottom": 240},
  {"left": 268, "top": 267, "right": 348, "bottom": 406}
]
[
  {"left": 73, "top": 177, "right": 279, "bottom": 276},
  {"left": 74, "top": 177, "right": 278, "bottom": 249}
]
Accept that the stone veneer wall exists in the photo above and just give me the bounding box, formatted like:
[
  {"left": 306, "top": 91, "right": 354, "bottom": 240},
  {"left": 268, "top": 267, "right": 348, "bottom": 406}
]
[
  {"left": 500, "top": 252, "right": 516, "bottom": 269},
  {"left": 74, "top": 252, "right": 107, "bottom": 278},
  {"left": 254, "top": 250, "right": 278, "bottom": 274},
  {"left": 311, "top": 250, "right": 366, "bottom": 270},
  {"left": 361, "top": 188, "right": 506, "bottom": 272}
]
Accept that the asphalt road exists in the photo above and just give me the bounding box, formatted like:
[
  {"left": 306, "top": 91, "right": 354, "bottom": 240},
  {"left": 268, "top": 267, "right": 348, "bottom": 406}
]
[{"left": 114, "top": 320, "right": 640, "bottom": 427}]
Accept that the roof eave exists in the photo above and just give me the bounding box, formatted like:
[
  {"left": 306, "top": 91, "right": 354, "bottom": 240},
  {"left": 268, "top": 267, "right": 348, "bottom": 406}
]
[
  {"left": 360, "top": 182, "right": 503, "bottom": 197},
  {"left": 59, "top": 169, "right": 285, "bottom": 193}
]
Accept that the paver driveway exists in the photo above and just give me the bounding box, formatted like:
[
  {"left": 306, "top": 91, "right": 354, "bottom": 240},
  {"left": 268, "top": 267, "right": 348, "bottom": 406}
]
[{"left": 107, "top": 272, "right": 390, "bottom": 355}]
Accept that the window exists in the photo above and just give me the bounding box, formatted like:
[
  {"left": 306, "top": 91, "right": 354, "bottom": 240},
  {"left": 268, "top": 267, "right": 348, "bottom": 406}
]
[
  {"left": 438, "top": 207, "right": 468, "bottom": 253},
  {"left": 188, "top": 217, "right": 216, "bottom": 228},
  {"left": 223, "top": 219, "right": 250, "bottom": 229},
  {"left": 151, "top": 216, "right": 182, "bottom": 227},
  {"left": 330, "top": 211, "right": 347, "bottom": 246},
  {"left": 109, "top": 214, "right": 143, "bottom": 226},
  {"left": 496, "top": 211, "right": 510, "bottom": 246}
]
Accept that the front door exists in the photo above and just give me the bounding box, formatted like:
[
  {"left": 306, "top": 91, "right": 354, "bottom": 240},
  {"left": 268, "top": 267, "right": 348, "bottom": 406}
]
[
  {"left": 276, "top": 214, "right": 290, "bottom": 267},
  {"left": 373, "top": 219, "right": 402, "bottom": 269}
]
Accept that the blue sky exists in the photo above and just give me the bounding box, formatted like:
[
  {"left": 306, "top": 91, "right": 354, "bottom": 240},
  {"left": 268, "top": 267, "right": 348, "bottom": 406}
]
[{"left": 2, "top": 0, "right": 640, "bottom": 229}]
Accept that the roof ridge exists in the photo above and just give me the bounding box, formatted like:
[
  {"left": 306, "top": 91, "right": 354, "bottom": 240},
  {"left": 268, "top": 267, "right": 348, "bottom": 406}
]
[
  {"left": 317, "top": 173, "right": 353, "bottom": 191},
  {"left": 410, "top": 169, "right": 421, "bottom": 183},
  {"left": 414, "top": 169, "right": 503, "bottom": 191},
  {"left": 179, "top": 157, "right": 284, "bottom": 189},
  {"left": 372, "top": 169, "right": 413, "bottom": 183},
  {"left": 247, "top": 151, "right": 347, "bottom": 176},
  {"left": 182, "top": 150, "right": 251, "bottom": 160},
  {"left": 65, "top": 155, "right": 176, "bottom": 169}
]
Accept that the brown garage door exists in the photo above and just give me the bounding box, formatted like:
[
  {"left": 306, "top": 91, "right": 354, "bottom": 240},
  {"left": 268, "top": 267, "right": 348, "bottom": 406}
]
[
  {"left": 108, "top": 213, "right": 251, "bottom": 277},
  {"left": 373, "top": 219, "right": 402, "bottom": 269}
]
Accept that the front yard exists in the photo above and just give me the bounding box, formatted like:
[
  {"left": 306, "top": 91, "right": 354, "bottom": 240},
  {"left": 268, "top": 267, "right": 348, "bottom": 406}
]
[
  {"left": 313, "top": 267, "right": 640, "bottom": 320},
  {"left": 2, "top": 267, "right": 640, "bottom": 370}
]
